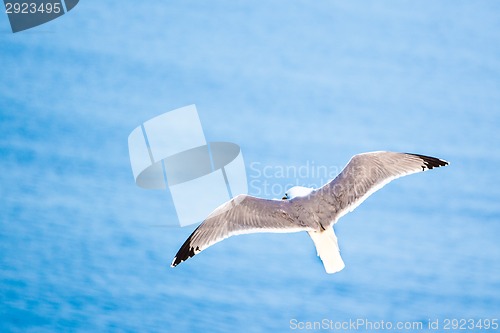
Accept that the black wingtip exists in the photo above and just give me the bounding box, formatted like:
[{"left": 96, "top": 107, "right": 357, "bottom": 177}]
[
  {"left": 171, "top": 235, "right": 199, "bottom": 268},
  {"left": 406, "top": 153, "right": 449, "bottom": 170}
]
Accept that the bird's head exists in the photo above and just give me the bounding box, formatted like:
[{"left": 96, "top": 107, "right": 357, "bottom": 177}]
[{"left": 282, "top": 186, "right": 314, "bottom": 200}]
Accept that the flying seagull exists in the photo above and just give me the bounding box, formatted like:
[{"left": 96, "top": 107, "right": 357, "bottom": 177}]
[{"left": 171, "top": 152, "right": 448, "bottom": 273}]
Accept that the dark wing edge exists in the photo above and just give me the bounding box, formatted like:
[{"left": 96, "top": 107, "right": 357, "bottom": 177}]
[
  {"left": 405, "top": 153, "right": 449, "bottom": 170},
  {"left": 171, "top": 225, "right": 203, "bottom": 267},
  {"left": 171, "top": 194, "right": 306, "bottom": 267},
  {"left": 307, "top": 151, "right": 449, "bottom": 225}
]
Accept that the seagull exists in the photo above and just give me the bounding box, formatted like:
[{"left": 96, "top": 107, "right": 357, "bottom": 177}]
[{"left": 171, "top": 152, "right": 448, "bottom": 273}]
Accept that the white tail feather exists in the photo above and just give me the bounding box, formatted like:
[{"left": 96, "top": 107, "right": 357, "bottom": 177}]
[{"left": 308, "top": 227, "right": 345, "bottom": 274}]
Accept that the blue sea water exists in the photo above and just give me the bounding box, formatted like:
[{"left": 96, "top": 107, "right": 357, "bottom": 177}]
[{"left": 1, "top": 1, "right": 499, "bottom": 332}]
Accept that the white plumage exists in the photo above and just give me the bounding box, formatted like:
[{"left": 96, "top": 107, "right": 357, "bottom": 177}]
[{"left": 171, "top": 152, "right": 449, "bottom": 274}]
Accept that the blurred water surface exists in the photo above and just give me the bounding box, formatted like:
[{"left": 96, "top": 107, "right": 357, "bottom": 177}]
[{"left": 1, "top": 1, "right": 499, "bottom": 332}]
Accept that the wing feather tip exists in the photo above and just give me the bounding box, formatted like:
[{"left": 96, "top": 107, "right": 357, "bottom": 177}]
[
  {"left": 171, "top": 256, "right": 182, "bottom": 267},
  {"left": 171, "top": 243, "right": 200, "bottom": 268},
  {"left": 171, "top": 255, "right": 188, "bottom": 268},
  {"left": 405, "top": 153, "right": 449, "bottom": 170}
]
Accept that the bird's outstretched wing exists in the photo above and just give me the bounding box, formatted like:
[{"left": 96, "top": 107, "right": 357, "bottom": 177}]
[
  {"left": 171, "top": 195, "right": 312, "bottom": 267},
  {"left": 306, "top": 152, "right": 449, "bottom": 225}
]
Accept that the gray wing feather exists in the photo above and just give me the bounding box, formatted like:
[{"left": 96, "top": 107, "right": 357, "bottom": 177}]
[
  {"left": 172, "top": 151, "right": 448, "bottom": 267},
  {"left": 306, "top": 152, "right": 449, "bottom": 225},
  {"left": 171, "top": 194, "right": 310, "bottom": 267}
]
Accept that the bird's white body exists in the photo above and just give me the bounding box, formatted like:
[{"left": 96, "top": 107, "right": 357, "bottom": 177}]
[
  {"left": 171, "top": 152, "right": 449, "bottom": 274},
  {"left": 286, "top": 186, "right": 344, "bottom": 273},
  {"left": 284, "top": 186, "right": 314, "bottom": 199}
]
